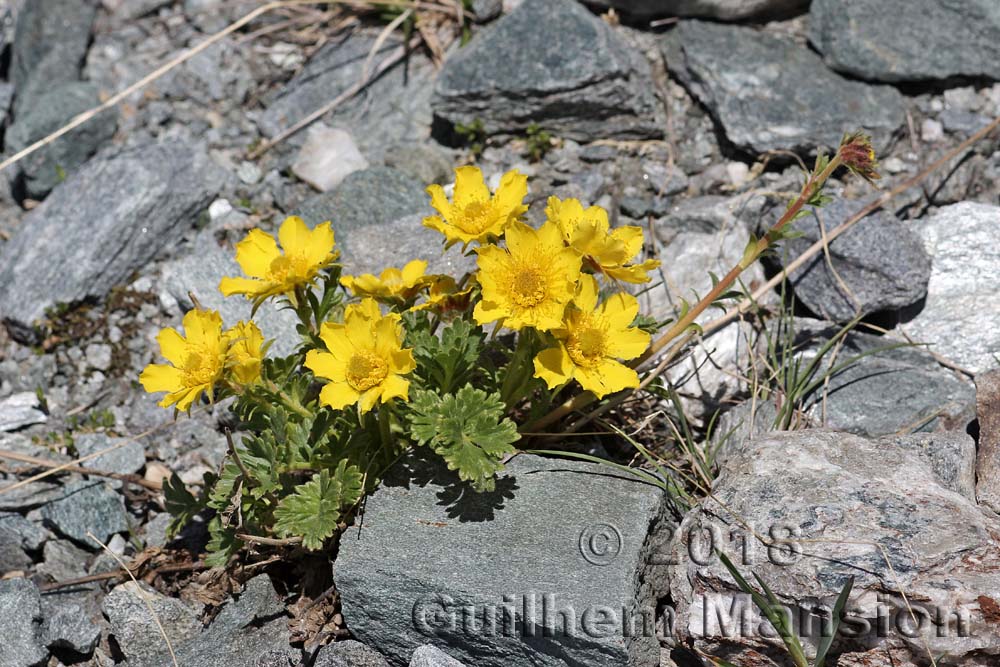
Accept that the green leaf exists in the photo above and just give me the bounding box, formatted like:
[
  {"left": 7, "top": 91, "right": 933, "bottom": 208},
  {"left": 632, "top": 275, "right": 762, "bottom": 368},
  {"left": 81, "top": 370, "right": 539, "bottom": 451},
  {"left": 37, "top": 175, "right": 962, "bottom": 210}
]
[
  {"left": 273, "top": 460, "right": 364, "bottom": 550},
  {"left": 408, "top": 385, "right": 519, "bottom": 492},
  {"left": 407, "top": 316, "right": 486, "bottom": 394},
  {"left": 815, "top": 576, "right": 854, "bottom": 667},
  {"left": 162, "top": 474, "right": 204, "bottom": 540},
  {"left": 205, "top": 516, "right": 241, "bottom": 568}
]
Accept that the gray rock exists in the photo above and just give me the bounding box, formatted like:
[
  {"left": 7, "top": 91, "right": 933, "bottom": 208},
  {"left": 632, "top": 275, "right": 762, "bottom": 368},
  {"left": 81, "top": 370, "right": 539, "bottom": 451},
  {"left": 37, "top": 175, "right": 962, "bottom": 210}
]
[
  {"left": 160, "top": 242, "right": 302, "bottom": 358},
  {"left": 662, "top": 20, "right": 904, "bottom": 154},
  {"left": 899, "top": 203, "right": 1000, "bottom": 374},
  {"left": 0, "top": 577, "right": 45, "bottom": 667},
  {"left": 336, "top": 453, "right": 673, "bottom": 667},
  {"left": 6, "top": 82, "right": 117, "bottom": 200},
  {"left": 291, "top": 166, "right": 431, "bottom": 254},
  {"left": 382, "top": 143, "right": 454, "bottom": 187},
  {"left": 74, "top": 433, "right": 146, "bottom": 483},
  {"left": 314, "top": 640, "right": 390, "bottom": 667},
  {"left": 587, "top": 0, "right": 808, "bottom": 20},
  {"left": 105, "top": 575, "right": 297, "bottom": 667},
  {"left": 9, "top": 0, "right": 96, "bottom": 117},
  {"left": 433, "top": 0, "right": 662, "bottom": 142},
  {"left": 102, "top": 581, "right": 202, "bottom": 666},
  {"left": 339, "top": 213, "right": 476, "bottom": 284},
  {"left": 975, "top": 370, "right": 1000, "bottom": 515},
  {"left": 664, "top": 429, "right": 998, "bottom": 666},
  {"left": 809, "top": 0, "right": 1000, "bottom": 82},
  {"left": 409, "top": 645, "right": 466, "bottom": 667},
  {"left": 35, "top": 539, "right": 90, "bottom": 583},
  {"left": 39, "top": 480, "right": 128, "bottom": 548},
  {"left": 0, "top": 141, "right": 228, "bottom": 337},
  {"left": 257, "top": 31, "right": 437, "bottom": 163},
  {"left": 41, "top": 597, "right": 101, "bottom": 657},
  {"left": 0, "top": 391, "right": 47, "bottom": 431},
  {"left": 785, "top": 321, "right": 975, "bottom": 438},
  {"left": 764, "top": 197, "right": 932, "bottom": 323},
  {"left": 115, "top": 0, "right": 172, "bottom": 20},
  {"left": 0, "top": 478, "right": 66, "bottom": 512},
  {"left": 469, "top": 0, "right": 501, "bottom": 23},
  {"left": 0, "top": 512, "right": 47, "bottom": 573}
]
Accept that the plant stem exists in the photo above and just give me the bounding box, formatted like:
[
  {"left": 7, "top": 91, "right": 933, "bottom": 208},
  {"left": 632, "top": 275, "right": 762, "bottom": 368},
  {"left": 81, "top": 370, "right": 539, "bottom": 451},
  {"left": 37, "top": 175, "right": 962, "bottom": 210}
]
[{"left": 522, "top": 152, "right": 844, "bottom": 433}]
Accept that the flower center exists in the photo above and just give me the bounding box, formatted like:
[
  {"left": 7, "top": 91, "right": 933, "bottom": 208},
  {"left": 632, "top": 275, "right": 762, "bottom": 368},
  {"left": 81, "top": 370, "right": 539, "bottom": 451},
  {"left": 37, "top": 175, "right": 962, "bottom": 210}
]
[
  {"left": 566, "top": 325, "right": 607, "bottom": 368},
  {"left": 510, "top": 267, "right": 548, "bottom": 308},
  {"left": 457, "top": 200, "right": 494, "bottom": 234},
  {"left": 183, "top": 349, "right": 223, "bottom": 386},
  {"left": 268, "top": 253, "right": 311, "bottom": 283},
  {"left": 346, "top": 352, "right": 389, "bottom": 392}
]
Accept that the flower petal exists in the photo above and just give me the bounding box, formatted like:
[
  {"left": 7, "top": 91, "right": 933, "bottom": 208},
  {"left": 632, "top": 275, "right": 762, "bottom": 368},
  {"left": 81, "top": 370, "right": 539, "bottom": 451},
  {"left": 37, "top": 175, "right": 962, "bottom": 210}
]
[
  {"left": 277, "top": 215, "right": 312, "bottom": 256},
  {"left": 319, "top": 382, "right": 360, "bottom": 411},
  {"left": 234, "top": 229, "right": 280, "bottom": 279},
  {"left": 155, "top": 328, "right": 187, "bottom": 366},
  {"left": 533, "top": 346, "right": 574, "bottom": 389},
  {"left": 305, "top": 349, "right": 346, "bottom": 382},
  {"left": 139, "top": 364, "right": 185, "bottom": 394},
  {"left": 452, "top": 166, "right": 490, "bottom": 207}
]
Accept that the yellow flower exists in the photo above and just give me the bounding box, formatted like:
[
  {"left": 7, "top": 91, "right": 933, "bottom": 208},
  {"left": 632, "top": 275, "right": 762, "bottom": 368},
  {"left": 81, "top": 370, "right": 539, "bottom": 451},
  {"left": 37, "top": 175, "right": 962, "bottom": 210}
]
[
  {"left": 219, "top": 216, "right": 338, "bottom": 304},
  {"left": 139, "top": 309, "right": 229, "bottom": 411},
  {"left": 411, "top": 275, "right": 475, "bottom": 313},
  {"left": 423, "top": 166, "right": 528, "bottom": 248},
  {"left": 304, "top": 299, "right": 416, "bottom": 413},
  {"left": 224, "top": 320, "right": 266, "bottom": 385},
  {"left": 473, "top": 221, "right": 581, "bottom": 331},
  {"left": 533, "top": 276, "right": 650, "bottom": 398},
  {"left": 544, "top": 196, "right": 660, "bottom": 284},
  {"left": 341, "top": 259, "right": 430, "bottom": 301}
]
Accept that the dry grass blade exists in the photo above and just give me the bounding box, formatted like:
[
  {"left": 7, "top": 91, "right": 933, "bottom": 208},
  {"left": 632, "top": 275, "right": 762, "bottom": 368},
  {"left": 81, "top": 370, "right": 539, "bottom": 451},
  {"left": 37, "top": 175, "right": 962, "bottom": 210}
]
[
  {"left": 87, "top": 531, "right": 180, "bottom": 667},
  {"left": 0, "top": 424, "right": 165, "bottom": 496},
  {"left": 0, "top": 448, "right": 162, "bottom": 490}
]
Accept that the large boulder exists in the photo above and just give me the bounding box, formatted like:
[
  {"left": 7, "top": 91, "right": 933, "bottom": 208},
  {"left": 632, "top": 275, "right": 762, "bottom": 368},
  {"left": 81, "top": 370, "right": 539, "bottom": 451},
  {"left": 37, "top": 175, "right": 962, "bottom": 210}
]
[
  {"left": 662, "top": 21, "right": 904, "bottom": 155},
  {"left": 585, "top": 0, "right": 808, "bottom": 20},
  {"left": 432, "top": 0, "right": 662, "bottom": 142},
  {"left": 336, "top": 453, "right": 675, "bottom": 666},
  {"left": 0, "top": 142, "right": 228, "bottom": 340},
  {"left": 664, "top": 429, "right": 999, "bottom": 666},
  {"left": 809, "top": 0, "right": 1000, "bottom": 82}
]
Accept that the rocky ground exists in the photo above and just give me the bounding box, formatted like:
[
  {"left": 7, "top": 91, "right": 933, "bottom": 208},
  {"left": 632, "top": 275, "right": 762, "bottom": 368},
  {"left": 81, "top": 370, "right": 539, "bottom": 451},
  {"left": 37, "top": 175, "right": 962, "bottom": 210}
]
[{"left": 0, "top": 0, "right": 998, "bottom": 665}]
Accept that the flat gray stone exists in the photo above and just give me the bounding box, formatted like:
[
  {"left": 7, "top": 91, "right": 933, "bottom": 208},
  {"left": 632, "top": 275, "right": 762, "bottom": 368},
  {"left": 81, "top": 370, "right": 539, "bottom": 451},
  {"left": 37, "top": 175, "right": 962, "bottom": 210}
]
[
  {"left": 257, "top": 31, "right": 437, "bottom": 163},
  {"left": 0, "top": 141, "right": 228, "bottom": 338},
  {"left": 41, "top": 597, "right": 101, "bottom": 657},
  {"left": 665, "top": 429, "right": 998, "bottom": 666},
  {"left": 314, "top": 640, "right": 389, "bottom": 667},
  {"left": 586, "top": 0, "right": 808, "bottom": 20},
  {"left": 0, "top": 577, "right": 46, "bottom": 667},
  {"left": 336, "top": 453, "right": 673, "bottom": 667},
  {"left": 35, "top": 539, "right": 91, "bottom": 583},
  {"left": 0, "top": 391, "right": 47, "bottom": 432},
  {"left": 809, "top": 0, "right": 1000, "bottom": 82},
  {"left": 410, "top": 645, "right": 466, "bottom": 667},
  {"left": 104, "top": 575, "right": 297, "bottom": 667},
  {"left": 102, "top": 581, "right": 202, "bottom": 666},
  {"left": 6, "top": 81, "right": 117, "bottom": 199},
  {"left": 74, "top": 433, "right": 145, "bottom": 478},
  {"left": 787, "top": 321, "right": 974, "bottom": 438},
  {"left": 433, "top": 0, "right": 662, "bottom": 142},
  {"left": 763, "top": 196, "right": 932, "bottom": 323},
  {"left": 9, "top": 0, "right": 95, "bottom": 117},
  {"left": 0, "top": 512, "right": 47, "bottom": 573},
  {"left": 292, "top": 166, "right": 428, "bottom": 231},
  {"left": 662, "top": 20, "right": 904, "bottom": 154},
  {"left": 39, "top": 480, "right": 128, "bottom": 549},
  {"left": 899, "top": 203, "right": 1000, "bottom": 374}
]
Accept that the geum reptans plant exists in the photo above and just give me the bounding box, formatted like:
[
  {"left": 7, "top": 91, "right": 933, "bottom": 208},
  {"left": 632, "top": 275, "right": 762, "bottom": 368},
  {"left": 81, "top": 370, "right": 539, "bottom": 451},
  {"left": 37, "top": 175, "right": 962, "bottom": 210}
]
[
  {"left": 140, "top": 133, "right": 879, "bottom": 562},
  {"left": 139, "top": 163, "right": 658, "bottom": 560}
]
